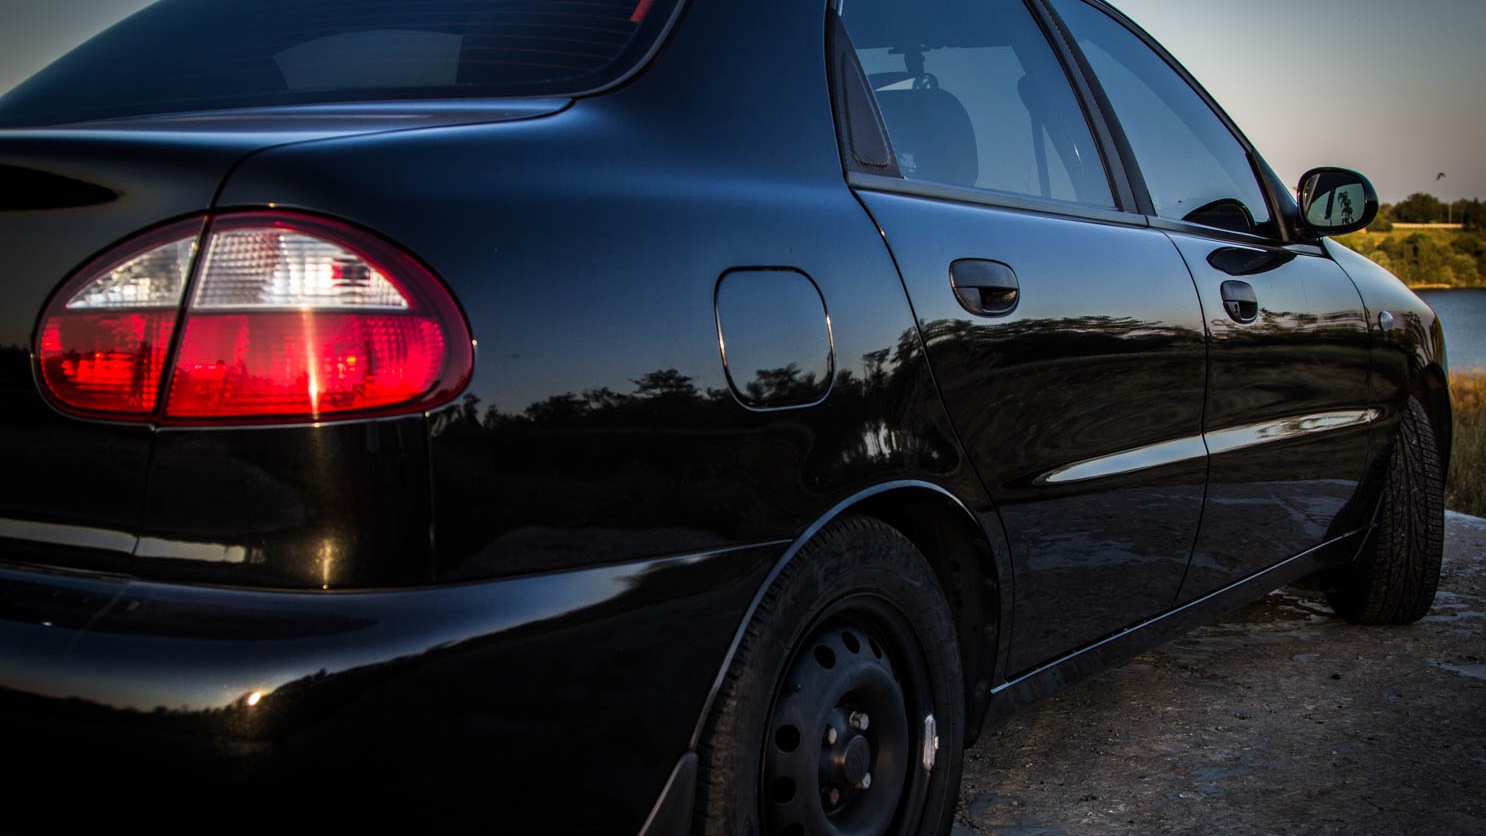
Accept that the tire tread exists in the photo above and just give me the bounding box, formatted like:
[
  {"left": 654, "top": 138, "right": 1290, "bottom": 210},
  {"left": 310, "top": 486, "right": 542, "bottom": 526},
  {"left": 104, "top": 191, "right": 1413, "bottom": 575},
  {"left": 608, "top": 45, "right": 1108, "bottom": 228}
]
[{"left": 1326, "top": 398, "right": 1444, "bottom": 625}]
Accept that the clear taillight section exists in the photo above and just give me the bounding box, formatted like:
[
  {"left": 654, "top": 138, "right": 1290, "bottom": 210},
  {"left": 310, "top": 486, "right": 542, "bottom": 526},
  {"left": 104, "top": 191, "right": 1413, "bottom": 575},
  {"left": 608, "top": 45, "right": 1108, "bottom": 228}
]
[
  {"left": 36, "top": 212, "right": 473, "bottom": 424},
  {"left": 192, "top": 227, "right": 411, "bottom": 310}
]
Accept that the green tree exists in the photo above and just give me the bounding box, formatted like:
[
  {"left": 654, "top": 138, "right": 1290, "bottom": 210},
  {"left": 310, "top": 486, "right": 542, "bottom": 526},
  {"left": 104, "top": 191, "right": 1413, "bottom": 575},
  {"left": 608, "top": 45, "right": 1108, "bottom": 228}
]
[
  {"left": 1400, "top": 232, "right": 1447, "bottom": 283},
  {"left": 1392, "top": 192, "right": 1445, "bottom": 224},
  {"left": 1449, "top": 251, "right": 1480, "bottom": 285},
  {"left": 632, "top": 368, "right": 698, "bottom": 400},
  {"left": 1454, "top": 232, "right": 1486, "bottom": 276},
  {"left": 1335, "top": 217, "right": 1486, "bottom": 287}
]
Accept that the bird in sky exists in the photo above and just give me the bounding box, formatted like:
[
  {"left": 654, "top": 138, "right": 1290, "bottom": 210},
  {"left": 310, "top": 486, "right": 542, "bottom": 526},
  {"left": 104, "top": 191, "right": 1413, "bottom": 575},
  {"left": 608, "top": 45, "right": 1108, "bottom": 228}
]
[{"left": 1437, "top": 172, "right": 1447, "bottom": 180}]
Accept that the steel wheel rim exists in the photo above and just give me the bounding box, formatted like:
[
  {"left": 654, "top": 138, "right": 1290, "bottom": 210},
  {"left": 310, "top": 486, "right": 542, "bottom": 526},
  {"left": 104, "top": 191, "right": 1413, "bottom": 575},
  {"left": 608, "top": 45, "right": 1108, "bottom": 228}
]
[{"left": 761, "top": 595, "right": 934, "bottom": 836}]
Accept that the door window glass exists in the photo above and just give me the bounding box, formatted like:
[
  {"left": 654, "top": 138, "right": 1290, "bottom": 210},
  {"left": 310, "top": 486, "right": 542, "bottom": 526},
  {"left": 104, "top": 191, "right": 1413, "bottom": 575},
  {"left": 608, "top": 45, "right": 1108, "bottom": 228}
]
[
  {"left": 1048, "top": 0, "right": 1272, "bottom": 235},
  {"left": 840, "top": 0, "right": 1113, "bottom": 208}
]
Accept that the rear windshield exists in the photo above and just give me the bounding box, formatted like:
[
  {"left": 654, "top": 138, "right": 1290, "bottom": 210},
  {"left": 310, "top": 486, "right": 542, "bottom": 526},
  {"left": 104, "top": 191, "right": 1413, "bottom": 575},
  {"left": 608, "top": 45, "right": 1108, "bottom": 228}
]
[{"left": 0, "top": 0, "right": 680, "bottom": 127}]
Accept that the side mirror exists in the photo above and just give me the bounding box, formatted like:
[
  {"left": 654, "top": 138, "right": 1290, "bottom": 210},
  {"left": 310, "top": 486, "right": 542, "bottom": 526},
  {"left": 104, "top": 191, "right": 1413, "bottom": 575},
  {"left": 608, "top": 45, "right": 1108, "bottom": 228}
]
[{"left": 1296, "top": 167, "right": 1378, "bottom": 236}]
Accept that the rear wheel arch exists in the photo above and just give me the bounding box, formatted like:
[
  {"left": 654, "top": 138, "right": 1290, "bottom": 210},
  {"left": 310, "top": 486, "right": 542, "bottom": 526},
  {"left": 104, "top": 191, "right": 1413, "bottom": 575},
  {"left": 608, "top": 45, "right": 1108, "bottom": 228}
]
[
  {"left": 688, "top": 481, "right": 1003, "bottom": 756},
  {"left": 853, "top": 487, "right": 1003, "bottom": 741}
]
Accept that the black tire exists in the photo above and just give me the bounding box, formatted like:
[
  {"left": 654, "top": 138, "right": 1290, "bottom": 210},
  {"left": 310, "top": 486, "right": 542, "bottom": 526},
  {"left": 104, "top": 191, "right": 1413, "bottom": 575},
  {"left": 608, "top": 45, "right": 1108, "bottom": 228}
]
[
  {"left": 694, "top": 516, "right": 964, "bottom": 836},
  {"left": 1325, "top": 397, "right": 1445, "bottom": 624}
]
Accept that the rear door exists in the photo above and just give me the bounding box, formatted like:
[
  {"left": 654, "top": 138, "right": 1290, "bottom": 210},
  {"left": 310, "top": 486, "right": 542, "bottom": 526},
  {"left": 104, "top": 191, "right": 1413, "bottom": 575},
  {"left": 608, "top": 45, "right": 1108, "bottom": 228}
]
[
  {"left": 834, "top": 0, "right": 1208, "bottom": 673},
  {"left": 1046, "top": 0, "right": 1374, "bottom": 602}
]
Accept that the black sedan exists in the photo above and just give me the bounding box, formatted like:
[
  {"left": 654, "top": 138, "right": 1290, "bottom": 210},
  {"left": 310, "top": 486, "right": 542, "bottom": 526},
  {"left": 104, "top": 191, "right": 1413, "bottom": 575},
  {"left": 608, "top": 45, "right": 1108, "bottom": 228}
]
[{"left": 0, "top": 0, "right": 1449, "bottom": 834}]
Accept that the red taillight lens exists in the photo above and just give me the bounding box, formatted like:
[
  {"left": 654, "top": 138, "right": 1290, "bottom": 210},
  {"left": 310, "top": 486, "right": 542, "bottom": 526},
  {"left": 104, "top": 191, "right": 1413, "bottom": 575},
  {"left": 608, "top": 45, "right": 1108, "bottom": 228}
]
[
  {"left": 168, "top": 313, "right": 446, "bottom": 418},
  {"left": 38, "top": 311, "right": 179, "bottom": 414},
  {"left": 35, "top": 212, "right": 473, "bottom": 424}
]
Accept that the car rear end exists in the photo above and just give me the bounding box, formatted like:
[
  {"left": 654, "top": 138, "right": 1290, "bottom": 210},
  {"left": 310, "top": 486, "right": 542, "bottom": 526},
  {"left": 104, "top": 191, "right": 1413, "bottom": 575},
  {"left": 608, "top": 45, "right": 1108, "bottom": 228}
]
[{"left": 0, "top": 2, "right": 752, "bottom": 832}]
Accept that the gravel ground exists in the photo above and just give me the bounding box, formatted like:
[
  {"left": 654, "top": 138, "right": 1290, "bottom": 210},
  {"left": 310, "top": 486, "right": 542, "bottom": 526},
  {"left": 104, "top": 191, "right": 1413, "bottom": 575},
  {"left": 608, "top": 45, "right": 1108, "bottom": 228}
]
[{"left": 955, "top": 512, "right": 1486, "bottom": 836}]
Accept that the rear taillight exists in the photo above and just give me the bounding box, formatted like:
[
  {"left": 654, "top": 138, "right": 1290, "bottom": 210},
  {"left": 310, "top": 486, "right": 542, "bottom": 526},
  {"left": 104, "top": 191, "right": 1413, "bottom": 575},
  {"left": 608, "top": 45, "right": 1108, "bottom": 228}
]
[{"left": 36, "top": 212, "right": 473, "bottom": 424}]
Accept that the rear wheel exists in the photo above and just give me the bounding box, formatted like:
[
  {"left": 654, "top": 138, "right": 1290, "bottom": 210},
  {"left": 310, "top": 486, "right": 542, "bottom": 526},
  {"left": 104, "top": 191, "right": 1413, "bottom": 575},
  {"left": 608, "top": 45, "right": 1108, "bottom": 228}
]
[
  {"left": 1325, "top": 397, "right": 1444, "bottom": 624},
  {"left": 695, "top": 516, "right": 964, "bottom": 836}
]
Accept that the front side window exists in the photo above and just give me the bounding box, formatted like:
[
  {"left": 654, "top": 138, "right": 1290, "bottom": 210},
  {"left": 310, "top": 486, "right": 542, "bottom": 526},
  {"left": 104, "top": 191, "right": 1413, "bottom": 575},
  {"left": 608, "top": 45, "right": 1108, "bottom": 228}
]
[
  {"left": 840, "top": 0, "right": 1113, "bottom": 208},
  {"left": 0, "top": 0, "right": 679, "bottom": 127},
  {"left": 1048, "top": 0, "right": 1272, "bottom": 236}
]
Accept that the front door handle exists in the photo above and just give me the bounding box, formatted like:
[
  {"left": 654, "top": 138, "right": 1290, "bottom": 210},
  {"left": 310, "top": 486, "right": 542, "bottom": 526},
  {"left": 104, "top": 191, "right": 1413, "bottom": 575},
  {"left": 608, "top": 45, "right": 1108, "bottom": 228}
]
[
  {"left": 1221, "top": 280, "right": 1258, "bottom": 324},
  {"left": 950, "top": 259, "right": 1019, "bottom": 317}
]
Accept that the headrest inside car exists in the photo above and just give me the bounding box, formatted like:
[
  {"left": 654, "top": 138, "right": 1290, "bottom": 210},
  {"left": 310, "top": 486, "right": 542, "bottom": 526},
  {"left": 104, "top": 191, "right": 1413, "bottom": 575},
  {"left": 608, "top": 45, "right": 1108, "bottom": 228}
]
[{"left": 873, "top": 87, "right": 979, "bottom": 188}]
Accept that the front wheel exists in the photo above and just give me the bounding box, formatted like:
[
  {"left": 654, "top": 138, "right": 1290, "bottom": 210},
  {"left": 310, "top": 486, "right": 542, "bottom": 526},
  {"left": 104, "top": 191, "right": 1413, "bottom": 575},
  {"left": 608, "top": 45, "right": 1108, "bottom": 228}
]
[
  {"left": 1325, "top": 397, "right": 1445, "bottom": 624},
  {"left": 694, "top": 516, "right": 964, "bottom": 836}
]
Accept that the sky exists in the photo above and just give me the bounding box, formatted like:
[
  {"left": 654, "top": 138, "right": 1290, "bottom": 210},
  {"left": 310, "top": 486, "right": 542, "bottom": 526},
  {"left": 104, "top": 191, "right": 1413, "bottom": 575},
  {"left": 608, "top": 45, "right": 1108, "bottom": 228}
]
[
  {"left": 1111, "top": 0, "right": 1486, "bottom": 204},
  {"left": 0, "top": 0, "right": 1481, "bottom": 204}
]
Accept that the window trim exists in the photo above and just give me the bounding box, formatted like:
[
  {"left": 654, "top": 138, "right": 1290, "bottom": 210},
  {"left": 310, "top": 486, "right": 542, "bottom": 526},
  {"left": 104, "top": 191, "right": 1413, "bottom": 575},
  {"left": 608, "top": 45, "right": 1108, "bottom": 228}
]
[
  {"left": 1146, "top": 214, "right": 1289, "bottom": 249},
  {"left": 1024, "top": 0, "right": 1139, "bottom": 214},
  {"left": 826, "top": 9, "right": 900, "bottom": 178},
  {"left": 848, "top": 171, "right": 1145, "bottom": 228}
]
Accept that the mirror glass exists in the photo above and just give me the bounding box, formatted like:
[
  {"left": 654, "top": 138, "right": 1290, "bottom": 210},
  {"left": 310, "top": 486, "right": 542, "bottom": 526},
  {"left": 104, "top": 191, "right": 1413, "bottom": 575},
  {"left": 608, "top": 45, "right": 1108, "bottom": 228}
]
[{"left": 1299, "top": 168, "right": 1375, "bottom": 233}]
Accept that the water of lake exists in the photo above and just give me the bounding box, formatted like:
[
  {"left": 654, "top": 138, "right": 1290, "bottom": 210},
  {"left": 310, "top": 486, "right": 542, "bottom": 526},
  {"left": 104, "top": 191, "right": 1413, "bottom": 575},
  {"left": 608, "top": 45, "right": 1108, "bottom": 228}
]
[{"left": 1417, "top": 289, "right": 1486, "bottom": 372}]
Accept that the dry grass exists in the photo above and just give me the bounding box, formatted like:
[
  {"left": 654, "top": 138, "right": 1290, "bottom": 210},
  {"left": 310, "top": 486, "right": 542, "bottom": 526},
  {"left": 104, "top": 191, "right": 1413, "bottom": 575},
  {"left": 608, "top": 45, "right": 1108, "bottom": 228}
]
[{"left": 1447, "top": 371, "right": 1486, "bottom": 517}]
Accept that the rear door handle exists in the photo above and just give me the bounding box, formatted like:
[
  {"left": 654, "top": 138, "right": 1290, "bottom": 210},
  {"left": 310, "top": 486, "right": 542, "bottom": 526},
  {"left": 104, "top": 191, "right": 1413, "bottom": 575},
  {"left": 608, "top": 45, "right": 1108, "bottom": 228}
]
[
  {"left": 1220, "top": 280, "right": 1258, "bottom": 324},
  {"left": 950, "top": 259, "right": 1019, "bottom": 317}
]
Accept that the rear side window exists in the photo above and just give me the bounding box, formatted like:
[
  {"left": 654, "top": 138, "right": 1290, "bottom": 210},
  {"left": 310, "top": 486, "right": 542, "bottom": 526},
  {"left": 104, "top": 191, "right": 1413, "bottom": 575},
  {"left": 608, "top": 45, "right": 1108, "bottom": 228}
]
[
  {"left": 839, "top": 0, "right": 1113, "bottom": 208},
  {"left": 0, "top": 0, "right": 679, "bottom": 127}
]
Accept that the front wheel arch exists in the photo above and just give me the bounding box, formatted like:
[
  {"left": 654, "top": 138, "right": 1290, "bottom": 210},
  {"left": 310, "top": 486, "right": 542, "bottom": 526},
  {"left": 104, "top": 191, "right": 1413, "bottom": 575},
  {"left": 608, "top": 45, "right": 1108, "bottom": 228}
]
[
  {"left": 1414, "top": 364, "right": 1453, "bottom": 475},
  {"left": 1325, "top": 396, "right": 1444, "bottom": 624}
]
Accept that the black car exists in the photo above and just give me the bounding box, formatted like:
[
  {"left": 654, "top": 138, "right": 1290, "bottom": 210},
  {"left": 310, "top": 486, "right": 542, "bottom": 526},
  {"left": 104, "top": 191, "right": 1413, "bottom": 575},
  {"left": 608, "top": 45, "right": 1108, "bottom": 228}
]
[{"left": 0, "top": 0, "right": 1449, "bottom": 834}]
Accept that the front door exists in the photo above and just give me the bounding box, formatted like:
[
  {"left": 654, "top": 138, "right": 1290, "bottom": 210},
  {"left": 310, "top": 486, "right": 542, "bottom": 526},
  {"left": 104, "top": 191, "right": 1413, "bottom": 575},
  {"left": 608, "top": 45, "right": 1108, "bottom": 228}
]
[{"left": 1046, "top": 0, "right": 1374, "bottom": 601}]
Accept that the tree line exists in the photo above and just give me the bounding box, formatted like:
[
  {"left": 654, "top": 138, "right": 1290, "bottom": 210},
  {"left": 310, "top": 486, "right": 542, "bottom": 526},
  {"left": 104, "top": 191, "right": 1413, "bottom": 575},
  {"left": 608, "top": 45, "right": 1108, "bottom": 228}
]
[
  {"left": 1324, "top": 192, "right": 1486, "bottom": 287},
  {"left": 1369, "top": 192, "right": 1486, "bottom": 232},
  {"left": 1341, "top": 230, "right": 1486, "bottom": 287}
]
